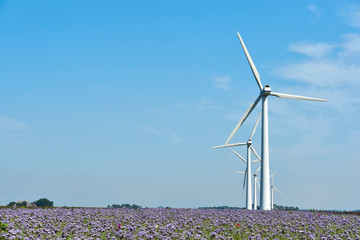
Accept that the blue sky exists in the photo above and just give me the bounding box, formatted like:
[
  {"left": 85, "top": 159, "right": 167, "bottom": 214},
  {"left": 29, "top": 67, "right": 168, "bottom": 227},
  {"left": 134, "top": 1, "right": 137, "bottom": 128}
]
[{"left": 0, "top": 0, "right": 359, "bottom": 210}]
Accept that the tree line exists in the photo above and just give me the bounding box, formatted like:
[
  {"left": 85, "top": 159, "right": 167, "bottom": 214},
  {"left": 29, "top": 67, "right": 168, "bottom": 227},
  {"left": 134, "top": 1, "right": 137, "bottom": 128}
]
[
  {"left": 107, "top": 203, "right": 142, "bottom": 209},
  {"left": 7, "top": 198, "right": 53, "bottom": 207}
]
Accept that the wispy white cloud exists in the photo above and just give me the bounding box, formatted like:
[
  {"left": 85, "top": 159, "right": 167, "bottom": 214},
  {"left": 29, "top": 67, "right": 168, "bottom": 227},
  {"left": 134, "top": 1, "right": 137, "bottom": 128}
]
[
  {"left": 275, "top": 59, "right": 360, "bottom": 88},
  {"left": 194, "top": 99, "right": 216, "bottom": 111},
  {"left": 288, "top": 42, "right": 335, "bottom": 58},
  {"left": 339, "top": 33, "right": 360, "bottom": 58},
  {"left": 178, "top": 99, "right": 217, "bottom": 111},
  {"left": 141, "top": 124, "right": 161, "bottom": 135},
  {"left": 223, "top": 112, "right": 242, "bottom": 122},
  {"left": 342, "top": 6, "right": 360, "bottom": 28},
  {"left": 141, "top": 124, "right": 184, "bottom": 144},
  {"left": 308, "top": 4, "right": 322, "bottom": 20},
  {"left": 0, "top": 117, "right": 27, "bottom": 131},
  {"left": 212, "top": 76, "right": 231, "bottom": 90},
  {"left": 275, "top": 33, "right": 360, "bottom": 114}
]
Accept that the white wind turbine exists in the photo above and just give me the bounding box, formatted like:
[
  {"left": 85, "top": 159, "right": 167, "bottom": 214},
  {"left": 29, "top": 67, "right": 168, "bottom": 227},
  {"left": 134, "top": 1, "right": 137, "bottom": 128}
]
[
  {"left": 228, "top": 147, "right": 260, "bottom": 210},
  {"left": 270, "top": 172, "right": 281, "bottom": 210},
  {"left": 212, "top": 112, "right": 262, "bottom": 210},
  {"left": 256, "top": 170, "right": 280, "bottom": 210},
  {"left": 235, "top": 166, "right": 261, "bottom": 210},
  {"left": 218, "top": 32, "right": 327, "bottom": 210},
  {"left": 253, "top": 167, "right": 261, "bottom": 210}
]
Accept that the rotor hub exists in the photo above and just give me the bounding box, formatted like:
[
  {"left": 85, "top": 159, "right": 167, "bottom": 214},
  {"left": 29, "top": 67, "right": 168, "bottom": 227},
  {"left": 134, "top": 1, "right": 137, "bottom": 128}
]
[
  {"left": 261, "top": 85, "right": 271, "bottom": 96},
  {"left": 247, "top": 139, "right": 252, "bottom": 145}
]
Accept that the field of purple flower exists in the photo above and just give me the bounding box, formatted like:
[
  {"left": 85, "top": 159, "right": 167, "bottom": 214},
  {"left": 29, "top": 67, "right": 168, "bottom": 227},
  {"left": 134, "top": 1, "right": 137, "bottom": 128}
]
[{"left": 0, "top": 208, "right": 359, "bottom": 239}]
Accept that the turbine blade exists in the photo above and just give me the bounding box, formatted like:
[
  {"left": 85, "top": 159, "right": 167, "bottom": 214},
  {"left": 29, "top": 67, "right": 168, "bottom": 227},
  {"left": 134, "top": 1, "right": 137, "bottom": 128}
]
[
  {"left": 270, "top": 92, "right": 328, "bottom": 102},
  {"left": 234, "top": 171, "right": 246, "bottom": 174},
  {"left": 228, "top": 147, "right": 247, "bottom": 164},
  {"left": 273, "top": 186, "right": 282, "bottom": 194},
  {"left": 270, "top": 172, "right": 276, "bottom": 179},
  {"left": 225, "top": 95, "right": 262, "bottom": 144},
  {"left": 255, "top": 166, "right": 261, "bottom": 173},
  {"left": 212, "top": 142, "right": 247, "bottom": 149},
  {"left": 270, "top": 172, "right": 276, "bottom": 185},
  {"left": 236, "top": 32, "right": 263, "bottom": 90},
  {"left": 251, "top": 159, "right": 260, "bottom": 163},
  {"left": 249, "top": 111, "right": 262, "bottom": 140},
  {"left": 256, "top": 178, "right": 260, "bottom": 189},
  {"left": 250, "top": 146, "right": 261, "bottom": 161}
]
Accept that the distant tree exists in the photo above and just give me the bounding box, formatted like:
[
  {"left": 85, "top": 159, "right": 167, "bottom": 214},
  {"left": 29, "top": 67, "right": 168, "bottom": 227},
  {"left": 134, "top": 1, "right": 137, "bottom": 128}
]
[
  {"left": 7, "top": 202, "right": 16, "bottom": 207},
  {"left": 198, "top": 206, "right": 243, "bottom": 210},
  {"left": 110, "top": 204, "right": 121, "bottom": 208},
  {"left": 121, "top": 203, "right": 132, "bottom": 208},
  {"left": 33, "top": 198, "right": 53, "bottom": 207},
  {"left": 108, "top": 203, "right": 142, "bottom": 209},
  {"left": 16, "top": 202, "right": 27, "bottom": 207},
  {"left": 131, "top": 204, "right": 141, "bottom": 209},
  {"left": 273, "top": 204, "right": 299, "bottom": 211}
]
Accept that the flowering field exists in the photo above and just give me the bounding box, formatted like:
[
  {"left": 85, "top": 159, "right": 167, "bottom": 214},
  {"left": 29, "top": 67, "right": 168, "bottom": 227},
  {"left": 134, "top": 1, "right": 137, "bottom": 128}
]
[{"left": 0, "top": 208, "right": 359, "bottom": 239}]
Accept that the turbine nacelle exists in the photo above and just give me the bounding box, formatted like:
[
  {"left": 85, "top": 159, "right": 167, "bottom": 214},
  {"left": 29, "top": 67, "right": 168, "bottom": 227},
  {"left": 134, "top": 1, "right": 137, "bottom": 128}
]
[{"left": 261, "top": 85, "right": 271, "bottom": 96}]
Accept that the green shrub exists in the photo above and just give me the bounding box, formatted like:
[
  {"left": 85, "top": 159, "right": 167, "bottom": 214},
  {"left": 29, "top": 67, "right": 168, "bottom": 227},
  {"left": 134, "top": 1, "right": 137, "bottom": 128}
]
[{"left": 0, "top": 221, "right": 8, "bottom": 232}]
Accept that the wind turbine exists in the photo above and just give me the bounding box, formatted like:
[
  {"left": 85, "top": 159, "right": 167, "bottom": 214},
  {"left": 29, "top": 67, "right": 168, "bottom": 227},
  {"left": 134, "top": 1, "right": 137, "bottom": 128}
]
[
  {"left": 235, "top": 166, "right": 261, "bottom": 210},
  {"left": 212, "top": 112, "right": 262, "bottom": 210},
  {"left": 270, "top": 173, "right": 281, "bottom": 210},
  {"left": 223, "top": 32, "right": 327, "bottom": 210},
  {"left": 253, "top": 167, "right": 261, "bottom": 210},
  {"left": 256, "top": 170, "right": 280, "bottom": 210}
]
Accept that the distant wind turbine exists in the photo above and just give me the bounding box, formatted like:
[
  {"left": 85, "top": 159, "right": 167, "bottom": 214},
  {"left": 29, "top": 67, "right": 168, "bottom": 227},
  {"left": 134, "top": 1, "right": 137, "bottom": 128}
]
[
  {"left": 212, "top": 112, "right": 262, "bottom": 210},
  {"left": 253, "top": 167, "right": 261, "bottom": 210},
  {"left": 223, "top": 32, "right": 327, "bottom": 210},
  {"left": 270, "top": 172, "right": 281, "bottom": 210},
  {"left": 235, "top": 166, "right": 261, "bottom": 210}
]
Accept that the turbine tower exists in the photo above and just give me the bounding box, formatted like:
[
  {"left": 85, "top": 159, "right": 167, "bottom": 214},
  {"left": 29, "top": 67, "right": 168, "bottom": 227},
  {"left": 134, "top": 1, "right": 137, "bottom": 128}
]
[
  {"left": 212, "top": 112, "right": 262, "bottom": 210},
  {"left": 223, "top": 32, "right": 327, "bottom": 210},
  {"left": 257, "top": 170, "right": 280, "bottom": 210}
]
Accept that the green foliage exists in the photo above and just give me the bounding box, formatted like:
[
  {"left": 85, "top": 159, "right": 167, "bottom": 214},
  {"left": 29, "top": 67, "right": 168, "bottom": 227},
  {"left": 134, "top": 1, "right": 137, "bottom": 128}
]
[
  {"left": 108, "top": 203, "right": 142, "bottom": 209},
  {"left": 109, "top": 204, "right": 121, "bottom": 208},
  {"left": 121, "top": 204, "right": 131, "bottom": 208},
  {"left": 16, "top": 202, "right": 27, "bottom": 207},
  {"left": 132, "top": 204, "right": 142, "bottom": 209},
  {"left": 0, "top": 221, "right": 8, "bottom": 232},
  {"left": 198, "top": 206, "right": 243, "bottom": 210},
  {"left": 273, "top": 204, "right": 299, "bottom": 211},
  {"left": 7, "top": 202, "right": 16, "bottom": 207},
  {"left": 33, "top": 198, "right": 54, "bottom": 207}
]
